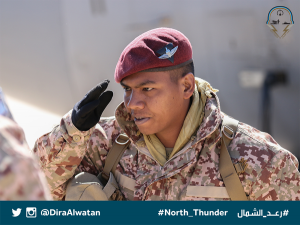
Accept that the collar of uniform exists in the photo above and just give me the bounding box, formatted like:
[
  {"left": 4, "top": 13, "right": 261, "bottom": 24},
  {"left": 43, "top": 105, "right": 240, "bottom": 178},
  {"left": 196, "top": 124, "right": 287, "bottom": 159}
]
[
  {"left": 193, "top": 92, "right": 222, "bottom": 145},
  {"left": 114, "top": 102, "right": 142, "bottom": 143}
]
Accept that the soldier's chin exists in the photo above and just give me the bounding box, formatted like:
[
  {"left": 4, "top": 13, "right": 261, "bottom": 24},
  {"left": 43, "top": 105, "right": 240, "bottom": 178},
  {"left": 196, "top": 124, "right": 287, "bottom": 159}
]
[{"left": 137, "top": 127, "right": 155, "bottom": 136}]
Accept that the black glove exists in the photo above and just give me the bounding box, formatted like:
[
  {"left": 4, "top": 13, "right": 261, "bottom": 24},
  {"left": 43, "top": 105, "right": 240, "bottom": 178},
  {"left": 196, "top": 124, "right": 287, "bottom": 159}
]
[{"left": 71, "top": 80, "right": 113, "bottom": 131}]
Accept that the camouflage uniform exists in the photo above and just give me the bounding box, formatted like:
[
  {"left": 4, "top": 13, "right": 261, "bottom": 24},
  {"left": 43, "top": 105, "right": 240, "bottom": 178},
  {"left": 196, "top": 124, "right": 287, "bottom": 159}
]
[
  {"left": 0, "top": 115, "right": 52, "bottom": 200},
  {"left": 33, "top": 93, "right": 300, "bottom": 200}
]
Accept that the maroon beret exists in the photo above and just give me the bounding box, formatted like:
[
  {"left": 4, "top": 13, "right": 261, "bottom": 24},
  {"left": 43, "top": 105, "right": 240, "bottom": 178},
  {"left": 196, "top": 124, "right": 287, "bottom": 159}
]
[{"left": 114, "top": 27, "right": 193, "bottom": 83}]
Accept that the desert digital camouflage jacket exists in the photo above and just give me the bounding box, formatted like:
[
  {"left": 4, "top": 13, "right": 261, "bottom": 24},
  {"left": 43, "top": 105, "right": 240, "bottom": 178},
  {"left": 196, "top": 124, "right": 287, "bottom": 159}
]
[
  {"left": 0, "top": 116, "right": 52, "bottom": 200},
  {"left": 33, "top": 92, "right": 300, "bottom": 201}
]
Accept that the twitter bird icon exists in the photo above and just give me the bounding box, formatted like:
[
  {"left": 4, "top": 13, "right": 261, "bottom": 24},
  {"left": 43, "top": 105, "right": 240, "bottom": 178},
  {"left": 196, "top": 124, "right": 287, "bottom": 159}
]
[{"left": 12, "top": 208, "right": 22, "bottom": 217}]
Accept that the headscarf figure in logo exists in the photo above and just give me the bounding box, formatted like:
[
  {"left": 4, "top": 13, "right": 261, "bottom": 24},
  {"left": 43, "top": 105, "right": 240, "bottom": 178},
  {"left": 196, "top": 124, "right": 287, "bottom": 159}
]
[{"left": 266, "top": 6, "right": 294, "bottom": 39}]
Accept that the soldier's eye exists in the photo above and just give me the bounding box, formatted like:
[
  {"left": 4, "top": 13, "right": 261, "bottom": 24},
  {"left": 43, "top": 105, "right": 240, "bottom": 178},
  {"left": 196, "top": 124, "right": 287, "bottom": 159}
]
[
  {"left": 123, "top": 87, "right": 131, "bottom": 91},
  {"left": 143, "top": 87, "right": 153, "bottom": 91}
]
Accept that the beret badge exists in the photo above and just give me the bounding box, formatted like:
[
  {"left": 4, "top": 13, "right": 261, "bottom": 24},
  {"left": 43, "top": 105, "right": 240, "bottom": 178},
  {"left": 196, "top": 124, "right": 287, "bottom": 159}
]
[{"left": 157, "top": 43, "right": 178, "bottom": 63}]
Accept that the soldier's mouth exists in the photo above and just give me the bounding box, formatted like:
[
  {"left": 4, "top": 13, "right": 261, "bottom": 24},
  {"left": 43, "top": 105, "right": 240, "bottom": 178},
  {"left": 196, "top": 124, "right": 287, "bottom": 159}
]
[{"left": 134, "top": 117, "right": 150, "bottom": 125}]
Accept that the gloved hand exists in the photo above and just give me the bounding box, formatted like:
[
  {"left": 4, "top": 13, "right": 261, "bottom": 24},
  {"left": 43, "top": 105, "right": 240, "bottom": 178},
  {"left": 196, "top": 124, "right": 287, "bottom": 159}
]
[{"left": 72, "top": 80, "right": 113, "bottom": 131}]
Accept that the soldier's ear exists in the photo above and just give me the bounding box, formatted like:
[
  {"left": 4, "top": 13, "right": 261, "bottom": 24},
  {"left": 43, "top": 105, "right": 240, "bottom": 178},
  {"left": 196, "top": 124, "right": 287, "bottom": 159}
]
[{"left": 180, "top": 73, "right": 195, "bottom": 99}]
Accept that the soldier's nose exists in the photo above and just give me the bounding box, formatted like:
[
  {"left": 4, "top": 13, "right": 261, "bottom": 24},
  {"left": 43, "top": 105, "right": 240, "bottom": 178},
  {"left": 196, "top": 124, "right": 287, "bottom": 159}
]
[{"left": 126, "top": 91, "right": 144, "bottom": 110}]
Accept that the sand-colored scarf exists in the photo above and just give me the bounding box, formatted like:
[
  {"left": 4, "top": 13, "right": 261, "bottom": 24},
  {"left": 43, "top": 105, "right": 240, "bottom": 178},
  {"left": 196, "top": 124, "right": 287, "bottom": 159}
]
[{"left": 144, "top": 77, "right": 218, "bottom": 166}]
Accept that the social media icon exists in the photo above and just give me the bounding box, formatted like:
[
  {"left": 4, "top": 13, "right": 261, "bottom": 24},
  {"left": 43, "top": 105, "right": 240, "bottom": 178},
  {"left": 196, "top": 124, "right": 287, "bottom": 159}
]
[
  {"left": 26, "top": 207, "right": 37, "bottom": 218},
  {"left": 12, "top": 208, "right": 22, "bottom": 217}
]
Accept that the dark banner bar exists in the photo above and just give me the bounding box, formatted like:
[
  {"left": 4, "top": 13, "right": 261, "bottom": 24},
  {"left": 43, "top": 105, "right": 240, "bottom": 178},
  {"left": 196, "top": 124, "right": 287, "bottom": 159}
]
[{"left": 0, "top": 201, "right": 299, "bottom": 225}]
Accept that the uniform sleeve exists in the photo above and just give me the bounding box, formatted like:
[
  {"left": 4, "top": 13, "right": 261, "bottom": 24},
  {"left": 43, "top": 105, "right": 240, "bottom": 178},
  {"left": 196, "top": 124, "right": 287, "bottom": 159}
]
[
  {"left": 0, "top": 153, "right": 52, "bottom": 200},
  {"left": 33, "top": 110, "right": 96, "bottom": 200},
  {"left": 0, "top": 116, "right": 52, "bottom": 200},
  {"left": 251, "top": 150, "right": 300, "bottom": 200}
]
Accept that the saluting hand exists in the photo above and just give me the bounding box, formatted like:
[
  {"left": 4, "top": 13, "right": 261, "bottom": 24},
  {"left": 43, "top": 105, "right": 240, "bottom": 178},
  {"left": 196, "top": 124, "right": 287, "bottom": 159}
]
[{"left": 71, "top": 80, "right": 113, "bottom": 131}]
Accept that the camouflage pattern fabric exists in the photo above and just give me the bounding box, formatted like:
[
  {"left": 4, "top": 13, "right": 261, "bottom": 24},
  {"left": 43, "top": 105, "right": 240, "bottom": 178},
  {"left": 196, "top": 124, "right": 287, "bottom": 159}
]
[
  {"left": 0, "top": 116, "right": 52, "bottom": 200},
  {"left": 33, "top": 92, "right": 300, "bottom": 201}
]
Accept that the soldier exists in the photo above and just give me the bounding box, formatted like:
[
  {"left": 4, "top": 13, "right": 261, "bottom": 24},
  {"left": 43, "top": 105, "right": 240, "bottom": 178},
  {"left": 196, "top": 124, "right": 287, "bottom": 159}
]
[
  {"left": 33, "top": 28, "right": 300, "bottom": 201},
  {"left": 0, "top": 90, "right": 52, "bottom": 200}
]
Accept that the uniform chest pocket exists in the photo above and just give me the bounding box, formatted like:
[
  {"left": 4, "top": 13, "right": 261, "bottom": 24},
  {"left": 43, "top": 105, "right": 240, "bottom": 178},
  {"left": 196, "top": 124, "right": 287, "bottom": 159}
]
[
  {"left": 186, "top": 186, "right": 230, "bottom": 199},
  {"left": 114, "top": 171, "right": 136, "bottom": 201}
]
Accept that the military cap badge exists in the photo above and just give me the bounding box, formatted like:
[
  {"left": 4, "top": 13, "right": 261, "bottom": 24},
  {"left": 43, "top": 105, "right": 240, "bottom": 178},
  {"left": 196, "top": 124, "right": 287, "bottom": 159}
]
[{"left": 156, "top": 43, "right": 178, "bottom": 63}]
